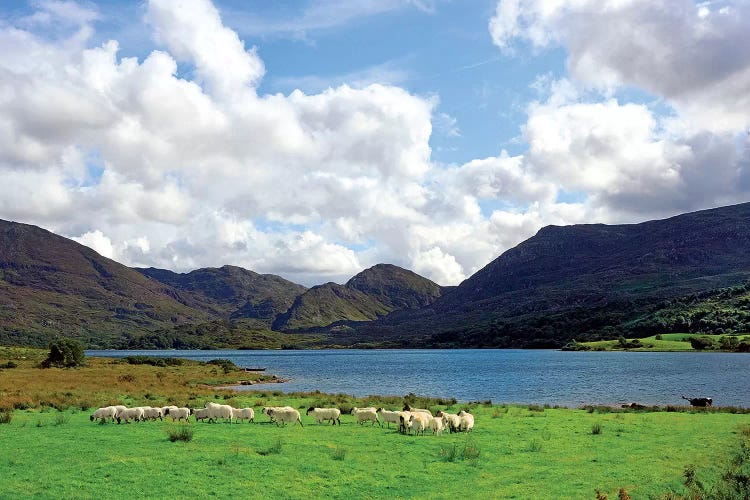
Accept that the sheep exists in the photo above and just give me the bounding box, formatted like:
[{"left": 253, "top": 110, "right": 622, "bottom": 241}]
[
  {"left": 376, "top": 408, "right": 401, "bottom": 429},
  {"left": 430, "top": 415, "right": 445, "bottom": 435},
  {"left": 141, "top": 407, "right": 163, "bottom": 421},
  {"left": 436, "top": 410, "right": 461, "bottom": 433},
  {"left": 165, "top": 407, "right": 192, "bottom": 422},
  {"left": 351, "top": 407, "right": 380, "bottom": 427},
  {"left": 457, "top": 410, "right": 475, "bottom": 432},
  {"left": 263, "top": 406, "right": 295, "bottom": 424},
  {"left": 408, "top": 412, "right": 431, "bottom": 436},
  {"left": 161, "top": 405, "right": 179, "bottom": 417},
  {"left": 89, "top": 406, "right": 117, "bottom": 423},
  {"left": 232, "top": 408, "right": 255, "bottom": 423},
  {"left": 403, "top": 404, "right": 432, "bottom": 415},
  {"left": 205, "top": 402, "right": 234, "bottom": 423},
  {"left": 397, "top": 411, "right": 412, "bottom": 434},
  {"left": 682, "top": 395, "right": 713, "bottom": 407},
  {"left": 116, "top": 407, "right": 144, "bottom": 424},
  {"left": 267, "top": 407, "right": 303, "bottom": 427},
  {"left": 193, "top": 408, "right": 210, "bottom": 422},
  {"left": 306, "top": 407, "right": 341, "bottom": 425},
  {"left": 113, "top": 405, "right": 127, "bottom": 414}
]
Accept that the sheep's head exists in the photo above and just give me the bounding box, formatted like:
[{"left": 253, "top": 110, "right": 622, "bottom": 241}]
[
  {"left": 306, "top": 407, "right": 315, "bottom": 415},
  {"left": 89, "top": 415, "right": 94, "bottom": 421}
]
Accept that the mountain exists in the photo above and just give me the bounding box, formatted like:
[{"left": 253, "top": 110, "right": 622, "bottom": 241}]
[
  {"left": 272, "top": 264, "right": 443, "bottom": 330},
  {"left": 0, "top": 219, "right": 211, "bottom": 347},
  {"left": 136, "top": 266, "right": 307, "bottom": 327},
  {"left": 349, "top": 202, "right": 750, "bottom": 347}
]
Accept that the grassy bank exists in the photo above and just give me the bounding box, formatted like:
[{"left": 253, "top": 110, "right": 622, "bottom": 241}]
[
  {"left": 573, "top": 333, "right": 750, "bottom": 352},
  {"left": 1, "top": 348, "right": 750, "bottom": 498}
]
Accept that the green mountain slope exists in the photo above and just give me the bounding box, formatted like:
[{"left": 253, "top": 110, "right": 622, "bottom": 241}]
[
  {"left": 0, "top": 219, "right": 211, "bottom": 347},
  {"left": 346, "top": 202, "right": 750, "bottom": 347},
  {"left": 273, "top": 264, "right": 443, "bottom": 331},
  {"left": 136, "top": 266, "right": 307, "bottom": 327}
]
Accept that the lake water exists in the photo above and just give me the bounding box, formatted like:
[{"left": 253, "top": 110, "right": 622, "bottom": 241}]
[{"left": 85, "top": 349, "right": 750, "bottom": 407}]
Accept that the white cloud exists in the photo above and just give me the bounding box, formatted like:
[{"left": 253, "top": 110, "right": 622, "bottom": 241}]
[{"left": 72, "top": 229, "right": 114, "bottom": 259}]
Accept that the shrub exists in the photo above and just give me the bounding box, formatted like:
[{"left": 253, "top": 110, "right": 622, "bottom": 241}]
[
  {"left": 258, "top": 439, "right": 283, "bottom": 456},
  {"left": 124, "top": 356, "right": 184, "bottom": 367},
  {"left": 690, "top": 336, "right": 716, "bottom": 350},
  {"left": 166, "top": 425, "right": 194, "bottom": 442},
  {"left": 42, "top": 339, "right": 85, "bottom": 368},
  {"left": 591, "top": 423, "right": 602, "bottom": 435},
  {"left": 54, "top": 413, "right": 69, "bottom": 426},
  {"left": 207, "top": 359, "right": 238, "bottom": 374},
  {"left": 1, "top": 361, "right": 18, "bottom": 369},
  {"left": 0, "top": 410, "right": 12, "bottom": 424}
]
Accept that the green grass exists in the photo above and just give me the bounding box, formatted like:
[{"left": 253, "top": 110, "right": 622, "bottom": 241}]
[
  {"left": 0, "top": 402, "right": 747, "bottom": 498},
  {"left": 581, "top": 333, "right": 750, "bottom": 351}
]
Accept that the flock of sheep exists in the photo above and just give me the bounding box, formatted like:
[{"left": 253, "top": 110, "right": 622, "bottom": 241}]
[{"left": 89, "top": 402, "right": 475, "bottom": 435}]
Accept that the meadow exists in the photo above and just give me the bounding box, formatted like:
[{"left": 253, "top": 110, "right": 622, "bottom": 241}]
[
  {"left": 577, "top": 333, "right": 750, "bottom": 352},
  {"left": 1, "top": 348, "right": 749, "bottom": 498}
]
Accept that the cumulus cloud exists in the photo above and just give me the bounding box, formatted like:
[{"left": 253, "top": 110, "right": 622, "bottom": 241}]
[{"left": 489, "top": 0, "right": 750, "bottom": 132}]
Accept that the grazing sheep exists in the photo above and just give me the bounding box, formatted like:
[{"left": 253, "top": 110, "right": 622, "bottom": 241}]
[
  {"left": 113, "top": 405, "right": 127, "bottom": 414},
  {"left": 267, "top": 407, "right": 303, "bottom": 427},
  {"left": 376, "top": 408, "right": 401, "bottom": 429},
  {"left": 436, "top": 411, "right": 461, "bottom": 433},
  {"left": 263, "top": 406, "right": 295, "bottom": 423},
  {"left": 205, "top": 402, "right": 234, "bottom": 423},
  {"left": 682, "top": 395, "right": 713, "bottom": 407},
  {"left": 397, "top": 411, "right": 412, "bottom": 434},
  {"left": 165, "top": 407, "right": 192, "bottom": 422},
  {"left": 193, "top": 408, "right": 210, "bottom": 422},
  {"left": 116, "top": 407, "right": 144, "bottom": 424},
  {"left": 457, "top": 410, "right": 474, "bottom": 432},
  {"left": 161, "top": 406, "right": 179, "bottom": 417},
  {"left": 430, "top": 415, "right": 445, "bottom": 435},
  {"left": 90, "top": 406, "right": 117, "bottom": 423},
  {"left": 232, "top": 408, "right": 255, "bottom": 423},
  {"left": 306, "top": 407, "right": 341, "bottom": 425},
  {"left": 351, "top": 407, "right": 380, "bottom": 427},
  {"left": 403, "top": 404, "right": 432, "bottom": 415},
  {"left": 408, "top": 412, "right": 431, "bottom": 436},
  {"left": 141, "top": 407, "right": 163, "bottom": 421}
]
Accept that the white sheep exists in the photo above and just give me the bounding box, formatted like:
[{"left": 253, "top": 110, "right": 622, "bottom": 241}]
[
  {"left": 116, "top": 407, "right": 144, "bottom": 424},
  {"left": 161, "top": 405, "right": 179, "bottom": 417},
  {"left": 436, "top": 410, "right": 461, "bottom": 433},
  {"left": 205, "top": 402, "right": 234, "bottom": 423},
  {"left": 376, "top": 408, "right": 401, "bottom": 428},
  {"left": 267, "top": 407, "right": 303, "bottom": 427},
  {"left": 141, "top": 407, "right": 163, "bottom": 421},
  {"left": 403, "top": 404, "right": 432, "bottom": 415},
  {"left": 457, "top": 410, "right": 474, "bottom": 432},
  {"left": 89, "top": 406, "right": 117, "bottom": 423},
  {"left": 397, "top": 411, "right": 412, "bottom": 434},
  {"left": 232, "top": 408, "right": 255, "bottom": 423},
  {"left": 263, "top": 406, "right": 294, "bottom": 423},
  {"left": 408, "top": 412, "right": 431, "bottom": 436},
  {"left": 193, "top": 408, "right": 210, "bottom": 422},
  {"left": 351, "top": 407, "right": 380, "bottom": 427},
  {"left": 306, "top": 407, "right": 341, "bottom": 425},
  {"left": 430, "top": 415, "right": 445, "bottom": 435},
  {"left": 166, "top": 407, "right": 192, "bottom": 422}
]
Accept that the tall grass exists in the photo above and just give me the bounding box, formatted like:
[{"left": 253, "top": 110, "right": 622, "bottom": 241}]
[
  {"left": 0, "top": 409, "right": 12, "bottom": 424},
  {"left": 166, "top": 425, "right": 194, "bottom": 442}
]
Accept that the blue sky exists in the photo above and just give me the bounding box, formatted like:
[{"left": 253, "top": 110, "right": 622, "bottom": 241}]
[{"left": 0, "top": 0, "right": 748, "bottom": 285}]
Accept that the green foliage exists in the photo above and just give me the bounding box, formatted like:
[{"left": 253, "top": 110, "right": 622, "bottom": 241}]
[
  {"left": 257, "top": 438, "right": 283, "bottom": 456},
  {"left": 0, "top": 361, "right": 17, "bottom": 369},
  {"left": 0, "top": 410, "right": 12, "bottom": 424},
  {"left": 331, "top": 446, "right": 347, "bottom": 461},
  {"left": 690, "top": 336, "right": 716, "bottom": 350},
  {"left": 42, "top": 339, "right": 85, "bottom": 368},
  {"left": 123, "top": 355, "right": 184, "bottom": 367},
  {"left": 206, "top": 359, "right": 238, "bottom": 374},
  {"left": 591, "top": 423, "right": 602, "bottom": 435}
]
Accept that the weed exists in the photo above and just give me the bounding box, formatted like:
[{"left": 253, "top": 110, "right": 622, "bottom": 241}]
[
  {"left": 439, "top": 439, "right": 481, "bottom": 462},
  {"left": 525, "top": 439, "right": 542, "bottom": 452},
  {"left": 541, "top": 430, "right": 552, "bottom": 441},
  {"left": 258, "top": 439, "right": 283, "bottom": 456},
  {"left": 591, "top": 423, "right": 602, "bottom": 435},
  {"left": 617, "top": 487, "right": 631, "bottom": 500},
  {"left": 741, "top": 425, "right": 750, "bottom": 438},
  {"left": 54, "top": 413, "right": 69, "bottom": 426},
  {"left": 528, "top": 405, "right": 544, "bottom": 412},
  {"left": 595, "top": 489, "right": 608, "bottom": 500},
  {"left": 36, "top": 420, "right": 43, "bottom": 428},
  {"left": 0, "top": 410, "right": 12, "bottom": 424},
  {"left": 492, "top": 409, "right": 502, "bottom": 418},
  {"left": 166, "top": 425, "right": 194, "bottom": 442},
  {"left": 332, "top": 446, "right": 347, "bottom": 461}
]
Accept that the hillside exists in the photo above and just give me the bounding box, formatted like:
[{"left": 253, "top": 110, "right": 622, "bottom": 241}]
[
  {"left": 343, "top": 202, "right": 750, "bottom": 347},
  {"left": 0, "top": 219, "right": 211, "bottom": 347},
  {"left": 137, "top": 266, "right": 307, "bottom": 328},
  {"left": 272, "top": 264, "right": 443, "bottom": 330}
]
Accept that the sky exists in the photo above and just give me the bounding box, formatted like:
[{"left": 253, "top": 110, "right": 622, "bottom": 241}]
[{"left": 0, "top": 0, "right": 749, "bottom": 286}]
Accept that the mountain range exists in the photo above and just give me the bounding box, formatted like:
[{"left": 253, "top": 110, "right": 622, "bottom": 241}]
[{"left": 2, "top": 202, "right": 750, "bottom": 349}]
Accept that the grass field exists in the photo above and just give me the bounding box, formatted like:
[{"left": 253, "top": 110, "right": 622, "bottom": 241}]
[
  {"left": 579, "top": 333, "right": 750, "bottom": 352},
  {"left": 1, "top": 402, "right": 749, "bottom": 498},
  {"left": 1, "top": 348, "right": 749, "bottom": 498}
]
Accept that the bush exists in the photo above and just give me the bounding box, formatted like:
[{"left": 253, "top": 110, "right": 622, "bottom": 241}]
[
  {"left": 166, "top": 425, "right": 194, "bottom": 442},
  {"left": 42, "top": 339, "right": 85, "bottom": 368},
  {"left": 0, "top": 410, "right": 12, "bottom": 424},
  {"left": 124, "top": 356, "right": 184, "bottom": 367},
  {"left": 1, "top": 361, "right": 17, "bottom": 369},
  {"left": 207, "top": 359, "right": 238, "bottom": 374},
  {"left": 591, "top": 423, "right": 603, "bottom": 435}
]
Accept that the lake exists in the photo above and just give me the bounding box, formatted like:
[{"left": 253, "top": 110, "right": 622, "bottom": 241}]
[{"left": 85, "top": 349, "right": 750, "bottom": 407}]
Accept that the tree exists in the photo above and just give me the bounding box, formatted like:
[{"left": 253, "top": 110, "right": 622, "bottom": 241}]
[
  {"left": 689, "top": 336, "right": 715, "bottom": 351},
  {"left": 42, "top": 339, "right": 85, "bottom": 368}
]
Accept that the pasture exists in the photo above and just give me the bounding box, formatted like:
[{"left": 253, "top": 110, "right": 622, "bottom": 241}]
[{"left": 1, "top": 348, "right": 749, "bottom": 498}]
